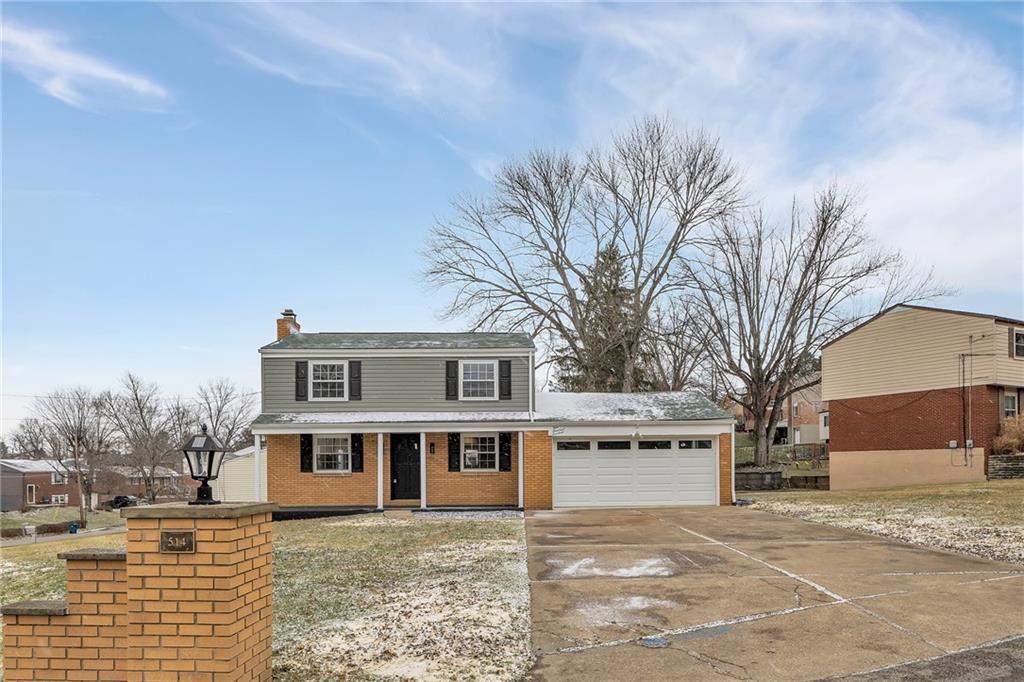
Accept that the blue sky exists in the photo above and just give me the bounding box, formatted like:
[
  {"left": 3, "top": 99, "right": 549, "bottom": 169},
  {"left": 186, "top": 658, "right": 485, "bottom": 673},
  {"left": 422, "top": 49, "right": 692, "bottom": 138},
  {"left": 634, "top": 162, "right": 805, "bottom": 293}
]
[{"left": 2, "top": 2, "right": 1022, "bottom": 434}]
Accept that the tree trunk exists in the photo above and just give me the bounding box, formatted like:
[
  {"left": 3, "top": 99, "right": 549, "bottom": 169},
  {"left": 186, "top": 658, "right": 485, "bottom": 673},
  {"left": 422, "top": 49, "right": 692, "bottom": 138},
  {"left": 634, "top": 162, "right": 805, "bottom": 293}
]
[
  {"left": 74, "top": 442, "right": 87, "bottom": 527},
  {"left": 752, "top": 412, "right": 770, "bottom": 467}
]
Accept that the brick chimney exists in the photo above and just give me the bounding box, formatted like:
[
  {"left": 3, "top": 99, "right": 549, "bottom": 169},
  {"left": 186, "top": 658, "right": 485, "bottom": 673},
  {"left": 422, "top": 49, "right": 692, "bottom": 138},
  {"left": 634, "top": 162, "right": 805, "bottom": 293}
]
[{"left": 277, "top": 308, "right": 300, "bottom": 340}]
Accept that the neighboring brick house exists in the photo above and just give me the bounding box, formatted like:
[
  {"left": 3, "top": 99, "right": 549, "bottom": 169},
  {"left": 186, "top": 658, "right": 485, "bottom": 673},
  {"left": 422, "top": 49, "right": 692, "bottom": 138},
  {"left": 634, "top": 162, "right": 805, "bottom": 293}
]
[
  {"left": 250, "top": 310, "right": 736, "bottom": 511},
  {"left": 822, "top": 304, "right": 1024, "bottom": 490},
  {"left": 0, "top": 459, "right": 80, "bottom": 511},
  {"left": 730, "top": 377, "right": 827, "bottom": 445}
]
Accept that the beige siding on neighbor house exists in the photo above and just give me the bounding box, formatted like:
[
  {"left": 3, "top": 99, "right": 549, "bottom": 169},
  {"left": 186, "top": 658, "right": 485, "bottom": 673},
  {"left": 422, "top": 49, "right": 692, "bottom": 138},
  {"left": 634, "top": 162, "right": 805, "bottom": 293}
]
[
  {"left": 822, "top": 307, "right": 1024, "bottom": 401},
  {"left": 212, "top": 454, "right": 261, "bottom": 502}
]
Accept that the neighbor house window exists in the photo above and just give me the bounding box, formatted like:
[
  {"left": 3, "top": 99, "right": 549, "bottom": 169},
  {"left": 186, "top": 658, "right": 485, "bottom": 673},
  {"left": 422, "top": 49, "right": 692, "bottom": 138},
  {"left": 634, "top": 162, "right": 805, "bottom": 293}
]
[
  {"left": 459, "top": 360, "right": 498, "bottom": 399},
  {"left": 556, "top": 441, "right": 591, "bottom": 451},
  {"left": 51, "top": 494, "right": 68, "bottom": 505},
  {"left": 462, "top": 434, "right": 497, "bottom": 470},
  {"left": 51, "top": 472, "right": 67, "bottom": 485},
  {"left": 1005, "top": 394, "right": 1019, "bottom": 419},
  {"left": 314, "top": 435, "right": 351, "bottom": 472},
  {"left": 1015, "top": 330, "right": 1024, "bottom": 358},
  {"left": 310, "top": 361, "right": 348, "bottom": 400},
  {"left": 638, "top": 440, "right": 671, "bottom": 450}
]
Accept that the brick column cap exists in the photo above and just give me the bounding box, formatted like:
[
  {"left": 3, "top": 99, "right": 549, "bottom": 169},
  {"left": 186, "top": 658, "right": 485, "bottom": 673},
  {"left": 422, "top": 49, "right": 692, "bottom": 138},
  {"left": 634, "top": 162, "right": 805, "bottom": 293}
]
[
  {"left": 57, "top": 547, "right": 127, "bottom": 561},
  {"left": 121, "top": 501, "right": 278, "bottom": 519},
  {"left": 2, "top": 599, "right": 68, "bottom": 616}
]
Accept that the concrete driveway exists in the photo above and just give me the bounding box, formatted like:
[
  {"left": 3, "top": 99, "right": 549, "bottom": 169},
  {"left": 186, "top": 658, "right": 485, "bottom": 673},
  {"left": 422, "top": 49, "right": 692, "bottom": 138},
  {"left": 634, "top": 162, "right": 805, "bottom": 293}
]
[{"left": 526, "top": 507, "right": 1024, "bottom": 681}]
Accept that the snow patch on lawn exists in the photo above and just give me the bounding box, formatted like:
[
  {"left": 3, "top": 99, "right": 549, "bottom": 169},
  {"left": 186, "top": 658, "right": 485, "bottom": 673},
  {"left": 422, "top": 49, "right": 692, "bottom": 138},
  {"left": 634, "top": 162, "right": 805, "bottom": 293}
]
[
  {"left": 753, "top": 499, "right": 1024, "bottom": 565},
  {"left": 576, "top": 596, "right": 677, "bottom": 625},
  {"left": 549, "top": 556, "right": 676, "bottom": 578}
]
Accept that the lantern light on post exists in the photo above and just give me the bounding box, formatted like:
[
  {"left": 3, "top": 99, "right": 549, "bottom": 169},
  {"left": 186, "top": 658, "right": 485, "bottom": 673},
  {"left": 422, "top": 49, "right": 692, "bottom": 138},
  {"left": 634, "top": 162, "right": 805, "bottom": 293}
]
[{"left": 182, "top": 424, "right": 227, "bottom": 505}]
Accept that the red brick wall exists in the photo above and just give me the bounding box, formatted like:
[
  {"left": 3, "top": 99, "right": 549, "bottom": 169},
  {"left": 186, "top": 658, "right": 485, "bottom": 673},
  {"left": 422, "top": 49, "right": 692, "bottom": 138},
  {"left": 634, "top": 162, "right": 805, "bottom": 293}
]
[
  {"left": 718, "top": 432, "right": 733, "bottom": 505},
  {"left": 426, "top": 432, "right": 519, "bottom": 507},
  {"left": 523, "top": 431, "right": 552, "bottom": 510},
  {"left": 23, "top": 471, "right": 80, "bottom": 509},
  {"left": 830, "top": 386, "right": 1001, "bottom": 452},
  {"left": 266, "top": 433, "right": 378, "bottom": 507}
]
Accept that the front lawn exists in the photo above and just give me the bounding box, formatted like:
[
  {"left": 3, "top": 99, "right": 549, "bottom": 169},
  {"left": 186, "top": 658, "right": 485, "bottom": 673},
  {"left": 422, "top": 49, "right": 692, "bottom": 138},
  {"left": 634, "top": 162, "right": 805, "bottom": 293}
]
[
  {"left": 0, "top": 512, "right": 531, "bottom": 681},
  {"left": 0, "top": 507, "right": 124, "bottom": 531},
  {"left": 748, "top": 480, "right": 1024, "bottom": 564}
]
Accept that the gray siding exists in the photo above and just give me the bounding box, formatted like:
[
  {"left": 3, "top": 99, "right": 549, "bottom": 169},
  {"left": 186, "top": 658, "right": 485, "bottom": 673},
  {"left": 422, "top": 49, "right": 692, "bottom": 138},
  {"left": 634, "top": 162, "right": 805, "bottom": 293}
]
[
  {"left": 262, "top": 355, "right": 531, "bottom": 413},
  {"left": 1, "top": 465, "right": 24, "bottom": 512}
]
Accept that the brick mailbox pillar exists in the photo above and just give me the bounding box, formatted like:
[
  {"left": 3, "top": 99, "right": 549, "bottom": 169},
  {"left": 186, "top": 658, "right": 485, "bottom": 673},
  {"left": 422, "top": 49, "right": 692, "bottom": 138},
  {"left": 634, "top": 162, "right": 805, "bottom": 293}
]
[{"left": 2, "top": 502, "right": 277, "bottom": 681}]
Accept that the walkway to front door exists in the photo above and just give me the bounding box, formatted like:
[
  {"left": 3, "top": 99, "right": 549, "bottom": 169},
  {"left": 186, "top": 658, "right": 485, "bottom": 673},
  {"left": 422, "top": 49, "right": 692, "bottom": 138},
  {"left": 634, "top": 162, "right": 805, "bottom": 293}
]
[{"left": 390, "top": 433, "right": 421, "bottom": 500}]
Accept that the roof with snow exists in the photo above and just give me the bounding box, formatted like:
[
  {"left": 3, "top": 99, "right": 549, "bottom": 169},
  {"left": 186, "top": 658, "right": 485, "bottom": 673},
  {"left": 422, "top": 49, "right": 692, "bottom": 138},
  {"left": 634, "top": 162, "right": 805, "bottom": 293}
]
[
  {"left": 261, "top": 332, "right": 535, "bottom": 351},
  {"left": 0, "top": 459, "right": 65, "bottom": 473},
  {"left": 252, "top": 392, "right": 730, "bottom": 427}
]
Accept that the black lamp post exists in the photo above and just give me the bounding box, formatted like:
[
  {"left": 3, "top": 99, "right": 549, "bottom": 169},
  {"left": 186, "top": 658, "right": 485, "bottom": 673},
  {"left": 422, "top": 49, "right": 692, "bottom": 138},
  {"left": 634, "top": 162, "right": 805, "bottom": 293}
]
[{"left": 182, "top": 424, "right": 227, "bottom": 505}]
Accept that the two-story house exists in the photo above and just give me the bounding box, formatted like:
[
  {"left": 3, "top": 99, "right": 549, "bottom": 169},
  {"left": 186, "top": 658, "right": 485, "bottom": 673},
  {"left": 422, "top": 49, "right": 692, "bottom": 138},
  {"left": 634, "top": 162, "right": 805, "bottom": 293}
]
[
  {"left": 822, "top": 304, "right": 1024, "bottom": 490},
  {"left": 250, "top": 310, "right": 736, "bottom": 511}
]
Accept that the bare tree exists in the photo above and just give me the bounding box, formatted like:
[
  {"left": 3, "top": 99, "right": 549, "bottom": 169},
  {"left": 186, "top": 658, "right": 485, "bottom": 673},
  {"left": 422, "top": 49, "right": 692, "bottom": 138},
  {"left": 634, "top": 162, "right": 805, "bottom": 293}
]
[
  {"left": 643, "top": 298, "right": 706, "bottom": 391},
  {"left": 9, "top": 417, "right": 74, "bottom": 482},
  {"left": 195, "top": 378, "right": 256, "bottom": 450},
  {"left": 426, "top": 117, "right": 741, "bottom": 391},
  {"left": 32, "top": 388, "right": 114, "bottom": 524},
  {"left": 688, "top": 185, "right": 947, "bottom": 466},
  {"left": 104, "top": 374, "right": 186, "bottom": 502}
]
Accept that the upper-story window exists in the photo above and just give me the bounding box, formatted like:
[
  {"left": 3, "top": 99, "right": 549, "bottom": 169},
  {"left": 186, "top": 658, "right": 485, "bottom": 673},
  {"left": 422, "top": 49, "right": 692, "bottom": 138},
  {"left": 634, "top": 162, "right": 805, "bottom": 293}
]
[
  {"left": 1014, "top": 330, "right": 1024, "bottom": 359},
  {"left": 51, "top": 471, "right": 67, "bottom": 485},
  {"left": 310, "top": 361, "right": 348, "bottom": 401},
  {"left": 459, "top": 360, "right": 497, "bottom": 400}
]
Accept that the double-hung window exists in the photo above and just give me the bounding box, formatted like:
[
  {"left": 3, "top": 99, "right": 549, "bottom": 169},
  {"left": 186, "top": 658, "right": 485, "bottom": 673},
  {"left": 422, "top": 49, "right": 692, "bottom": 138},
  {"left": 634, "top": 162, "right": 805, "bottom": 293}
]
[
  {"left": 314, "top": 435, "right": 351, "bottom": 473},
  {"left": 51, "top": 472, "right": 67, "bottom": 485},
  {"left": 1005, "top": 394, "right": 1019, "bottom": 420},
  {"left": 1015, "top": 330, "right": 1024, "bottom": 359},
  {"left": 51, "top": 494, "right": 68, "bottom": 505},
  {"left": 310, "top": 361, "right": 348, "bottom": 400},
  {"left": 459, "top": 360, "right": 497, "bottom": 400},
  {"left": 462, "top": 434, "right": 497, "bottom": 470}
]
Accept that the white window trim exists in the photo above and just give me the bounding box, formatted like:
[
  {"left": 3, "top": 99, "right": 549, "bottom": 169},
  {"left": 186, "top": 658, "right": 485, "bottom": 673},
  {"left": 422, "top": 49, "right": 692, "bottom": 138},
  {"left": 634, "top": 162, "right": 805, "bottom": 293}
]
[
  {"left": 51, "top": 472, "right": 67, "bottom": 485},
  {"left": 1014, "top": 329, "right": 1024, "bottom": 359},
  {"left": 458, "top": 359, "right": 499, "bottom": 401},
  {"left": 461, "top": 432, "right": 499, "bottom": 471},
  {"left": 309, "top": 359, "right": 350, "bottom": 402},
  {"left": 51, "top": 494, "right": 68, "bottom": 505},
  {"left": 312, "top": 434, "right": 352, "bottom": 474}
]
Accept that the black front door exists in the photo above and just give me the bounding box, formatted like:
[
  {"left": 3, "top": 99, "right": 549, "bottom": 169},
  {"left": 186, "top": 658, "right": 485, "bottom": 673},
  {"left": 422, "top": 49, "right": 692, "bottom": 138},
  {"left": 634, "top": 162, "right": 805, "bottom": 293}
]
[{"left": 390, "top": 434, "right": 421, "bottom": 500}]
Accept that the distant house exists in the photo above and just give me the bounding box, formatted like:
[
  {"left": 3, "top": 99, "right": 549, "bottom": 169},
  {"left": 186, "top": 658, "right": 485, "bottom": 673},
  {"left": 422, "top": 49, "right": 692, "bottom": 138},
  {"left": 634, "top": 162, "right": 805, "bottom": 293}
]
[
  {"left": 93, "top": 465, "right": 185, "bottom": 502},
  {"left": 0, "top": 459, "right": 79, "bottom": 511},
  {"left": 822, "top": 304, "right": 1024, "bottom": 490},
  {"left": 731, "top": 376, "right": 827, "bottom": 445}
]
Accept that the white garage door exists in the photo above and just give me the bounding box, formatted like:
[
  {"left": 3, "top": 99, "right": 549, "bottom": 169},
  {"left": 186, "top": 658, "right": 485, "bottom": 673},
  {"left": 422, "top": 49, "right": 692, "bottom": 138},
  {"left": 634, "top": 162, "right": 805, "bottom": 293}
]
[{"left": 553, "top": 437, "right": 717, "bottom": 507}]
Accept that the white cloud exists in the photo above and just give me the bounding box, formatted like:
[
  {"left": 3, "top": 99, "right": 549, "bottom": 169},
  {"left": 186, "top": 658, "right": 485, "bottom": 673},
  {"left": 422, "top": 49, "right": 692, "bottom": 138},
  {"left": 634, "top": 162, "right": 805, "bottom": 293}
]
[
  {"left": 174, "top": 3, "right": 1022, "bottom": 309},
  {"left": 1, "top": 21, "right": 168, "bottom": 109}
]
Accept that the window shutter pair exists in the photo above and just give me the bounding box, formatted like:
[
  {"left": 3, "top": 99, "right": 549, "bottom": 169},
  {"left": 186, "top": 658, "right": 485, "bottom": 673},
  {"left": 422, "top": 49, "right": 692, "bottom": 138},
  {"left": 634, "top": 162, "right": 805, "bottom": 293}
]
[
  {"left": 300, "top": 433, "right": 364, "bottom": 473},
  {"left": 445, "top": 359, "right": 512, "bottom": 400},
  {"left": 295, "top": 361, "right": 361, "bottom": 400}
]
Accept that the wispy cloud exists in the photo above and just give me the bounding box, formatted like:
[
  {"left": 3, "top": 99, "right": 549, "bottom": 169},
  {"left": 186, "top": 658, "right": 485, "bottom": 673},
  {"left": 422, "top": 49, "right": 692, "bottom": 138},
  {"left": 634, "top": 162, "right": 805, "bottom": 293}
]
[
  {"left": 173, "top": 3, "right": 1021, "bottom": 304},
  {"left": 1, "top": 20, "right": 168, "bottom": 109}
]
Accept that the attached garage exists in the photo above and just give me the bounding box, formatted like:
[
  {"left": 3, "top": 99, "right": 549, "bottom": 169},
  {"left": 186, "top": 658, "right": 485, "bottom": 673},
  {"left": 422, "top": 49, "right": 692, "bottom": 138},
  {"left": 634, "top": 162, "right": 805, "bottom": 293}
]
[{"left": 553, "top": 437, "right": 718, "bottom": 507}]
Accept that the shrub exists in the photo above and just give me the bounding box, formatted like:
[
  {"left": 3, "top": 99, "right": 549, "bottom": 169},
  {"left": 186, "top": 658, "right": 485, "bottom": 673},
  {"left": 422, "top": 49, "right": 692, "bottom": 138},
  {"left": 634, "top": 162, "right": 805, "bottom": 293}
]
[
  {"left": 1, "top": 526, "right": 26, "bottom": 538},
  {"left": 993, "top": 415, "right": 1024, "bottom": 454},
  {"left": 35, "top": 520, "right": 86, "bottom": 535}
]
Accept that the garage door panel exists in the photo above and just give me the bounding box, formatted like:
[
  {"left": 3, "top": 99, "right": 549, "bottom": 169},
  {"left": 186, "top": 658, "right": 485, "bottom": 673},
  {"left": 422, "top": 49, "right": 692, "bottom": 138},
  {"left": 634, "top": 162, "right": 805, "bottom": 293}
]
[{"left": 553, "top": 439, "right": 717, "bottom": 507}]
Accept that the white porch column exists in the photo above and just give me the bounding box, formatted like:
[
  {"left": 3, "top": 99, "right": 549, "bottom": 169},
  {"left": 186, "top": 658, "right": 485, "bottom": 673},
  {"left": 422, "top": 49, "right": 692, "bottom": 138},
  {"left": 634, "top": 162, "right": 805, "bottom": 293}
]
[
  {"left": 419, "top": 432, "right": 427, "bottom": 509},
  {"left": 376, "top": 433, "right": 385, "bottom": 510},
  {"left": 517, "top": 431, "right": 525, "bottom": 510},
  {"left": 253, "top": 434, "right": 262, "bottom": 501}
]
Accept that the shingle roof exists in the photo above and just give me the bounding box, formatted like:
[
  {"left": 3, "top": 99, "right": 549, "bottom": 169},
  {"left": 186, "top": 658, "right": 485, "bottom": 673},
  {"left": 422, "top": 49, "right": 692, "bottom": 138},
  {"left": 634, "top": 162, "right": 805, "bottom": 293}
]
[
  {"left": 261, "top": 332, "right": 535, "bottom": 351},
  {"left": 0, "top": 459, "right": 64, "bottom": 473}
]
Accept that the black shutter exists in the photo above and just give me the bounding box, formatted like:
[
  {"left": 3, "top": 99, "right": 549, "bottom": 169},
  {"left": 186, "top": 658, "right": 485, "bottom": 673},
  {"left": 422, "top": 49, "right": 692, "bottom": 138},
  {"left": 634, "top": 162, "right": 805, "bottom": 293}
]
[
  {"left": 349, "top": 361, "right": 362, "bottom": 400},
  {"left": 351, "top": 433, "right": 363, "bottom": 472},
  {"left": 499, "top": 432, "right": 512, "bottom": 472},
  {"left": 499, "top": 360, "right": 512, "bottom": 400},
  {"left": 445, "top": 361, "right": 459, "bottom": 400},
  {"left": 300, "top": 434, "right": 313, "bottom": 472},
  {"left": 295, "top": 361, "right": 308, "bottom": 401},
  {"left": 448, "top": 433, "right": 461, "bottom": 471}
]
